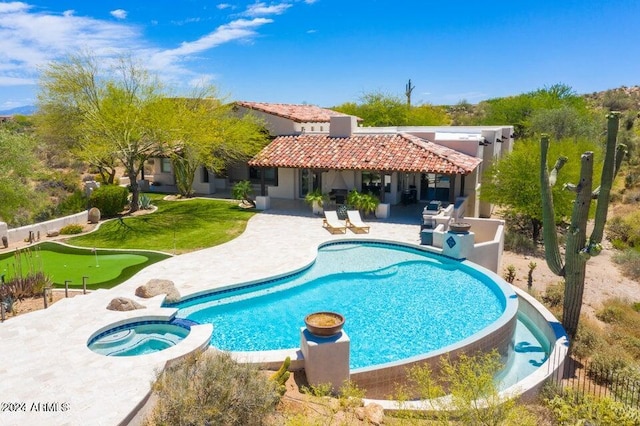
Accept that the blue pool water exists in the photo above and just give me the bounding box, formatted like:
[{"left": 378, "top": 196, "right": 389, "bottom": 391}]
[
  {"left": 173, "top": 242, "right": 509, "bottom": 369},
  {"left": 88, "top": 321, "right": 191, "bottom": 356}
]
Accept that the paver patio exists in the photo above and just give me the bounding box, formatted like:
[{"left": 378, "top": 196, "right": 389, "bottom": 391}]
[{"left": 0, "top": 202, "right": 422, "bottom": 425}]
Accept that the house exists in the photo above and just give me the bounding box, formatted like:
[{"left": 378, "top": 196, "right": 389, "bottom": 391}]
[{"left": 148, "top": 102, "right": 513, "bottom": 218}]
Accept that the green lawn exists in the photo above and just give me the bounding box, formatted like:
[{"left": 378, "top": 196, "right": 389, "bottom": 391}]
[
  {"left": 67, "top": 195, "right": 256, "bottom": 254},
  {"left": 0, "top": 242, "right": 170, "bottom": 289}
]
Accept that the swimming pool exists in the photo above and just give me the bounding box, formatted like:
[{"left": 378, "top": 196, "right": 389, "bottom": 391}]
[{"left": 170, "top": 242, "right": 519, "bottom": 370}]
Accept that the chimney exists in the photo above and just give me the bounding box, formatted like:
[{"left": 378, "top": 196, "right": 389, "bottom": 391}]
[{"left": 329, "top": 116, "right": 357, "bottom": 138}]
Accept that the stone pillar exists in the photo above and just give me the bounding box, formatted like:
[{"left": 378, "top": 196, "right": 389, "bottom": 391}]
[
  {"left": 442, "top": 230, "right": 475, "bottom": 260},
  {"left": 255, "top": 196, "right": 270, "bottom": 211},
  {"left": 300, "top": 328, "right": 350, "bottom": 393}
]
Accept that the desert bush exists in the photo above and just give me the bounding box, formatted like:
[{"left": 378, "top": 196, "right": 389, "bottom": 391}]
[
  {"left": 588, "top": 345, "right": 633, "bottom": 384},
  {"left": 570, "top": 319, "right": 603, "bottom": 360},
  {"left": 57, "top": 190, "right": 87, "bottom": 216},
  {"left": 504, "top": 231, "right": 537, "bottom": 254},
  {"left": 400, "top": 350, "right": 537, "bottom": 426},
  {"left": 612, "top": 248, "right": 640, "bottom": 280},
  {"left": 545, "top": 389, "right": 640, "bottom": 425},
  {"left": 596, "top": 305, "right": 626, "bottom": 324},
  {"left": 89, "top": 185, "right": 128, "bottom": 217},
  {"left": 623, "top": 189, "right": 640, "bottom": 204},
  {"left": 59, "top": 224, "right": 84, "bottom": 235},
  {"left": 0, "top": 272, "right": 50, "bottom": 302},
  {"left": 541, "top": 280, "right": 565, "bottom": 308},
  {"left": 144, "top": 351, "right": 279, "bottom": 426}
]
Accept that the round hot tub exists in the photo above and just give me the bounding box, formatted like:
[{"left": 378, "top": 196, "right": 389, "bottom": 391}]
[{"left": 88, "top": 318, "right": 197, "bottom": 357}]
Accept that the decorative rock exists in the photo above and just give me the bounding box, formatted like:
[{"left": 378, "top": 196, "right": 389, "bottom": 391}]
[
  {"left": 106, "top": 297, "right": 146, "bottom": 311},
  {"left": 135, "top": 279, "right": 181, "bottom": 303},
  {"left": 46, "top": 230, "right": 60, "bottom": 237},
  {"left": 88, "top": 207, "right": 101, "bottom": 224},
  {"left": 356, "top": 403, "right": 384, "bottom": 425}
]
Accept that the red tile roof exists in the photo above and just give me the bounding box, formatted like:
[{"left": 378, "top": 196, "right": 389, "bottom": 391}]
[
  {"left": 235, "top": 101, "right": 354, "bottom": 123},
  {"left": 248, "top": 133, "right": 482, "bottom": 174}
]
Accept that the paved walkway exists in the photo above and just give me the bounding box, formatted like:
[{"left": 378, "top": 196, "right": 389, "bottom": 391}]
[{"left": 0, "top": 202, "right": 422, "bottom": 426}]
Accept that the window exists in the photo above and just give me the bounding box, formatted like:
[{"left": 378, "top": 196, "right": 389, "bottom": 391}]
[
  {"left": 202, "top": 167, "right": 210, "bottom": 183},
  {"left": 249, "top": 167, "right": 278, "bottom": 185},
  {"left": 161, "top": 158, "right": 171, "bottom": 173}
]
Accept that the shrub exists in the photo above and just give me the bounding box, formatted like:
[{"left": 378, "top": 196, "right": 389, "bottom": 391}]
[
  {"left": 59, "top": 224, "right": 84, "bottom": 235},
  {"left": 89, "top": 185, "right": 128, "bottom": 217},
  {"left": 596, "top": 305, "right": 626, "bottom": 324},
  {"left": 612, "top": 248, "right": 640, "bottom": 280},
  {"left": 144, "top": 351, "right": 279, "bottom": 426},
  {"left": 570, "top": 319, "right": 603, "bottom": 360},
  {"left": 58, "top": 190, "right": 88, "bottom": 216},
  {"left": 541, "top": 281, "right": 565, "bottom": 308},
  {"left": 546, "top": 389, "right": 640, "bottom": 425},
  {"left": 588, "top": 345, "right": 632, "bottom": 384},
  {"left": 504, "top": 231, "right": 537, "bottom": 254}
]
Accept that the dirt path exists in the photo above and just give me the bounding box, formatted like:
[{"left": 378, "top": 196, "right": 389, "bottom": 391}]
[{"left": 502, "top": 242, "right": 639, "bottom": 319}]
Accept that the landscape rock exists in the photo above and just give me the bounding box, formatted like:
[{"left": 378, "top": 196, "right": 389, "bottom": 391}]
[
  {"left": 46, "top": 230, "right": 59, "bottom": 237},
  {"left": 107, "top": 297, "right": 146, "bottom": 311},
  {"left": 355, "top": 403, "right": 384, "bottom": 425},
  {"left": 135, "top": 279, "right": 181, "bottom": 303}
]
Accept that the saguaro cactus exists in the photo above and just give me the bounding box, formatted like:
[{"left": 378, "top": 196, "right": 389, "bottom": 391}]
[{"left": 540, "top": 112, "right": 626, "bottom": 340}]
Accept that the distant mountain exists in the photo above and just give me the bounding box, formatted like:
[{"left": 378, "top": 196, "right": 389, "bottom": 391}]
[{"left": 0, "top": 105, "right": 37, "bottom": 115}]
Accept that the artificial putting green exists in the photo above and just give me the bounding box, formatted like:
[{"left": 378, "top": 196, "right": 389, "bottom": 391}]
[{"left": 0, "top": 242, "right": 171, "bottom": 289}]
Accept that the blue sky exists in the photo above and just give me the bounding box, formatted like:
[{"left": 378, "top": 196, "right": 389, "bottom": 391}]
[{"left": 1, "top": 0, "right": 639, "bottom": 110}]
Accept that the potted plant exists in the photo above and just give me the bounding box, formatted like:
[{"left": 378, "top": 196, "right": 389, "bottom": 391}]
[
  {"left": 347, "top": 190, "right": 379, "bottom": 217},
  {"left": 304, "top": 311, "right": 345, "bottom": 337},
  {"left": 304, "top": 189, "right": 327, "bottom": 215},
  {"left": 232, "top": 180, "right": 256, "bottom": 208}
]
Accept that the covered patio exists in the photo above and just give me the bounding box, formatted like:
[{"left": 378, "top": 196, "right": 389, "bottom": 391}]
[{"left": 247, "top": 130, "right": 483, "bottom": 213}]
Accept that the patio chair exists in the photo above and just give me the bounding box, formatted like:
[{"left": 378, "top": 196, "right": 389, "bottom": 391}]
[
  {"left": 322, "top": 211, "right": 347, "bottom": 234},
  {"left": 346, "top": 210, "right": 370, "bottom": 234}
]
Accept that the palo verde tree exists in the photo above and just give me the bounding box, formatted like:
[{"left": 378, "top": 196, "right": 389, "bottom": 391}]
[
  {"left": 540, "top": 112, "right": 627, "bottom": 339},
  {"left": 165, "top": 94, "right": 268, "bottom": 197},
  {"left": 481, "top": 137, "right": 601, "bottom": 243},
  {"left": 37, "top": 53, "right": 171, "bottom": 212}
]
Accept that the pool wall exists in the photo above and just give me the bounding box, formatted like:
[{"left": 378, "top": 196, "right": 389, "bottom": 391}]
[
  {"left": 350, "top": 303, "right": 517, "bottom": 399},
  {"left": 500, "top": 286, "right": 568, "bottom": 402}
]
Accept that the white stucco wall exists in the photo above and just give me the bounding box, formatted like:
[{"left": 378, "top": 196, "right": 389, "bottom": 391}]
[
  {"left": 6, "top": 211, "right": 89, "bottom": 245},
  {"left": 266, "top": 168, "right": 296, "bottom": 198}
]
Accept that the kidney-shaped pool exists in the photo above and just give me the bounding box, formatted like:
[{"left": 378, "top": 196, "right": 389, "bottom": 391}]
[{"left": 167, "top": 241, "right": 518, "bottom": 370}]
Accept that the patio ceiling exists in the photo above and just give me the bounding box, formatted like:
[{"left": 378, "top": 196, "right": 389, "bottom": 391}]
[{"left": 248, "top": 133, "right": 482, "bottom": 175}]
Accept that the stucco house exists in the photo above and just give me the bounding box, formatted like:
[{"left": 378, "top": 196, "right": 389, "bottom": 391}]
[{"left": 148, "top": 101, "right": 513, "bottom": 218}]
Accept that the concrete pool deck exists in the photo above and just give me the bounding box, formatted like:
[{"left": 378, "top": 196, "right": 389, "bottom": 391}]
[{"left": 0, "top": 202, "right": 425, "bottom": 425}]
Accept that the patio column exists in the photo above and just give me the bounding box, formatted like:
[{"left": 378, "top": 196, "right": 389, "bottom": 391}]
[
  {"left": 379, "top": 170, "right": 385, "bottom": 203},
  {"left": 259, "top": 168, "right": 266, "bottom": 196},
  {"left": 449, "top": 174, "right": 457, "bottom": 205}
]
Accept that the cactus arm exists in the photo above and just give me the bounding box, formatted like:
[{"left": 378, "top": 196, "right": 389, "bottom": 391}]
[
  {"left": 540, "top": 134, "right": 565, "bottom": 276},
  {"left": 589, "top": 112, "right": 621, "bottom": 245}
]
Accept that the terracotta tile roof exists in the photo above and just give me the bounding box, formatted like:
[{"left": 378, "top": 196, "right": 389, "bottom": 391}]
[
  {"left": 235, "top": 101, "right": 354, "bottom": 123},
  {"left": 248, "top": 133, "right": 482, "bottom": 174}
]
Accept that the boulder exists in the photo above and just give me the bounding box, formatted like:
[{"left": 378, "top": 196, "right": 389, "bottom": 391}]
[
  {"left": 355, "top": 403, "right": 384, "bottom": 425},
  {"left": 88, "top": 207, "right": 101, "bottom": 224},
  {"left": 135, "top": 279, "right": 181, "bottom": 303},
  {"left": 107, "top": 297, "right": 146, "bottom": 311}
]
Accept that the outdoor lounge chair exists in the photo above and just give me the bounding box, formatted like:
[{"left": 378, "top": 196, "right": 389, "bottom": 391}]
[
  {"left": 323, "top": 211, "right": 347, "bottom": 234},
  {"left": 346, "top": 210, "right": 370, "bottom": 233}
]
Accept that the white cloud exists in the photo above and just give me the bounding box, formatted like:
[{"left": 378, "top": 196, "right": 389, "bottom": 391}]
[
  {"left": 0, "top": 1, "right": 295, "bottom": 104},
  {"left": 152, "top": 18, "right": 272, "bottom": 63},
  {"left": 304, "top": 0, "right": 318, "bottom": 4},
  {"left": 0, "top": 2, "right": 30, "bottom": 13},
  {"left": 217, "top": 3, "right": 232, "bottom": 9},
  {"left": 110, "top": 9, "right": 127, "bottom": 20},
  {"left": 306, "top": 29, "right": 317, "bottom": 34},
  {"left": 244, "top": 2, "right": 292, "bottom": 17}
]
